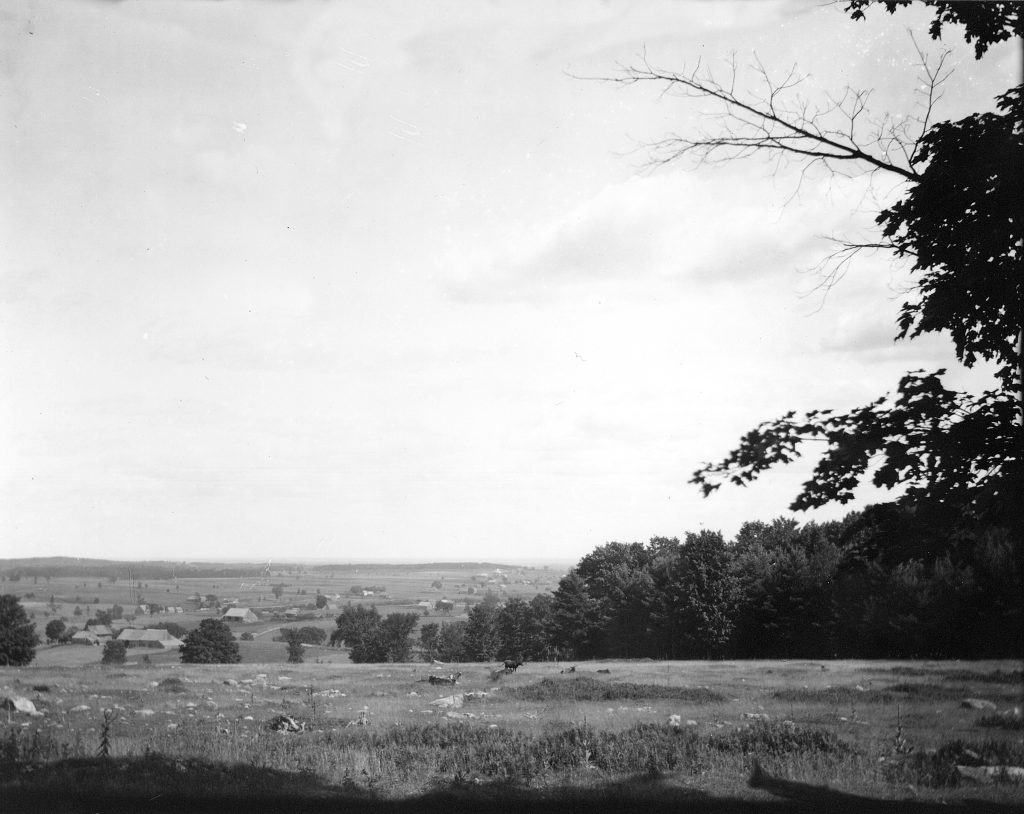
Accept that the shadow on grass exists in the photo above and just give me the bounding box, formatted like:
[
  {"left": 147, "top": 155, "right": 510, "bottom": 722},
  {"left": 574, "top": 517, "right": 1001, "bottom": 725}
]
[{"left": 2, "top": 755, "right": 1019, "bottom": 814}]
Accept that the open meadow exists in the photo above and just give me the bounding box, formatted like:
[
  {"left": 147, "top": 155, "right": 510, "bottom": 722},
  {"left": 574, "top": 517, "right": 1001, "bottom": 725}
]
[{"left": 2, "top": 657, "right": 1022, "bottom": 812}]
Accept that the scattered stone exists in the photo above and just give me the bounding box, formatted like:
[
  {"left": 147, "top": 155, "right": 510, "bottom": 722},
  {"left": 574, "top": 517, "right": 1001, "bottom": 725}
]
[
  {"left": 686, "top": 719, "right": 698, "bottom": 727},
  {"left": 137, "top": 709, "right": 155, "bottom": 717},
  {"left": 223, "top": 679, "right": 238, "bottom": 687},
  {"left": 430, "top": 694, "right": 464, "bottom": 709},
  {"left": 596, "top": 669, "right": 611, "bottom": 674},
  {"left": 1, "top": 696, "right": 37, "bottom": 714},
  {"left": 962, "top": 699, "right": 998, "bottom": 710},
  {"left": 463, "top": 691, "right": 488, "bottom": 703},
  {"left": 69, "top": 705, "right": 91, "bottom": 713},
  {"left": 742, "top": 712, "right": 770, "bottom": 721},
  {"left": 408, "top": 691, "right": 419, "bottom": 697}
]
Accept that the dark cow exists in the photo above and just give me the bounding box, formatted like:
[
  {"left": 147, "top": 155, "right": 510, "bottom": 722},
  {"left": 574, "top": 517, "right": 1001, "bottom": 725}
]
[{"left": 503, "top": 659, "right": 523, "bottom": 673}]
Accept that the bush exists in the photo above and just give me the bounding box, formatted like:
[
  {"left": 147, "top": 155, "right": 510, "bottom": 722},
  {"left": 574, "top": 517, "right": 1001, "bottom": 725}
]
[
  {"left": 101, "top": 640, "right": 127, "bottom": 665},
  {"left": 240, "top": 632, "right": 255, "bottom": 641},
  {"left": 0, "top": 594, "right": 39, "bottom": 666}
]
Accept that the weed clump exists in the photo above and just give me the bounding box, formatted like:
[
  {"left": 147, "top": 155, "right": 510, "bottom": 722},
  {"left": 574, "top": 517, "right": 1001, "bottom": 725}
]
[
  {"left": 708, "top": 720, "right": 855, "bottom": 758},
  {"left": 774, "top": 687, "right": 894, "bottom": 704},
  {"left": 504, "top": 677, "right": 726, "bottom": 703},
  {"left": 157, "top": 677, "right": 186, "bottom": 693},
  {"left": 884, "top": 739, "right": 1024, "bottom": 788},
  {"left": 942, "top": 669, "right": 1024, "bottom": 685},
  {"left": 887, "top": 682, "right": 974, "bottom": 700},
  {"left": 977, "top": 713, "right": 1024, "bottom": 731}
]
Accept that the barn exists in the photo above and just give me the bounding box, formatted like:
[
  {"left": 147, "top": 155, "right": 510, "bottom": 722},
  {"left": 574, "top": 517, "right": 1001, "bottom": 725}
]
[
  {"left": 221, "top": 607, "right": 258, "bottom": 623},
  {"left": 116, "top": 628, "right": 184, "bottom": 650}
]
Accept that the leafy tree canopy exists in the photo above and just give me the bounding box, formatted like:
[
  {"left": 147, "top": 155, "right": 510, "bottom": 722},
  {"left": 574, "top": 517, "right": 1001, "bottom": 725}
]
[
  {"left": 179, "top": 618, "right": 240, "bottom": 664},
  {"left": 657, "top": 2, "right": 1024, "bottom": 536},
  {"left": 0, "top": 595, "right": 40, "bottom": 666}
]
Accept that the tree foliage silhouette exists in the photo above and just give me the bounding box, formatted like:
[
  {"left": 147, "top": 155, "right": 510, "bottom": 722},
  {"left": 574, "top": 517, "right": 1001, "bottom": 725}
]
[
  {"left": 615, "top": 2, "right": 1023, "bottom": 534},
  {"left": 0, "top": 595, "right": 39, "bottom": 666},
  {"left": 180, "top": 618, "right": 240, "bottom": 664}
]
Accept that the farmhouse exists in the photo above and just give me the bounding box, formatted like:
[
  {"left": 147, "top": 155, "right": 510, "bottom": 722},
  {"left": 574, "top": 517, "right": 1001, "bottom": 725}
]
[
  {"left": 116, "top": 628, "right": 184, "bottom": 650},
  {"left": 71, "top": 630, "right": 102, "bottom": 645},
  {"left": 222, "top": 607, "right": 258, "bottom": 623}
]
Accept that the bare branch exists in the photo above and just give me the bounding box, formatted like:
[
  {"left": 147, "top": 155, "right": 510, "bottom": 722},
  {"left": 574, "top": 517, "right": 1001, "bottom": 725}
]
[{"left": 605, "top": 53, "right": 921, "bottom": 182}]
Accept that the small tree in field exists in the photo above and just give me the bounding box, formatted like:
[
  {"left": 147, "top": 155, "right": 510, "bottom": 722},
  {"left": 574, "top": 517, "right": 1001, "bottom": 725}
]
[
  {"left": 283, "top": 631, "right": 304, "bottom": 664},
  {"left": 102, "top": 640, "right": 127, "bottom": 665},
  {"left": 0, "top": 594, "right": 40, "bottom": 666},
  {"left": 45, "top": 619, "right": 67, "bottom": 644},
  {"left": 180, "top": 618, "right": 241, "bottom": 664}
]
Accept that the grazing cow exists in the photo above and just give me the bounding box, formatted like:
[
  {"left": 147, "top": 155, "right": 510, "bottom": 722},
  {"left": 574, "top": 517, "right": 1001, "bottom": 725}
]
[
  {"left": 503, "top": 660, "right": 523, "bottom": 673},
  {"left": 428, "top": 672, "right": 462, "bottom": 686}
]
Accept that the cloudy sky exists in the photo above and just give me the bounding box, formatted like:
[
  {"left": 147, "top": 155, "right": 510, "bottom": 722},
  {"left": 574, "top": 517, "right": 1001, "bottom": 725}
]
[{"left": 1, "top": 1, "right": 1016, "bottom": 563}]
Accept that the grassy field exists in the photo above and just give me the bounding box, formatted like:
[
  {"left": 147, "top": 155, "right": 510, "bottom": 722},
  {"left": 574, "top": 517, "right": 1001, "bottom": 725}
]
[{"left": 2, "top": 658, "right": 1022, "bottom": 812}]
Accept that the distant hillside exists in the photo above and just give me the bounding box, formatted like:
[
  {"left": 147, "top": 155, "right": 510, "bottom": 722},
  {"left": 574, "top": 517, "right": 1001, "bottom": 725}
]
[
  {"left": 0, "top": 558, "right": 297, "bottom": 580},
  {"left": 0, "top": 557, "right": 563, "bottom": 580}
]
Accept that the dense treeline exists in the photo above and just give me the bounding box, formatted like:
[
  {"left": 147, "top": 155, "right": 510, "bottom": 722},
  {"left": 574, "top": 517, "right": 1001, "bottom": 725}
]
[
  {"left": 331, "top": 505, "right": 1021, "bottom": 663},
  {"left": 546, "top": 507, "right": 1022, "bottom": 660}
]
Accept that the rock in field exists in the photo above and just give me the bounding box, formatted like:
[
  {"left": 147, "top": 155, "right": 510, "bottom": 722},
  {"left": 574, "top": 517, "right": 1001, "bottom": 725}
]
[
  {"left": 961, "top": 698, "right": 998, "bottom": 710},
  {"left": 1, "top": 696, "right": 36, "bottom": 714}
]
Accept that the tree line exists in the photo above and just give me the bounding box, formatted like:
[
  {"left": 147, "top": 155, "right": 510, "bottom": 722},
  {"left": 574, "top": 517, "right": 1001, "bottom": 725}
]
[{"left": 331, "top": 506, "right": 1020, "bottom": 664}]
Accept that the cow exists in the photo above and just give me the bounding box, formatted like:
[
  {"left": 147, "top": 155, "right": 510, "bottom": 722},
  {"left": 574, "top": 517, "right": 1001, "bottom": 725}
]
[{"left": 503, "top": 659, "right": 523, "bottom": 673}]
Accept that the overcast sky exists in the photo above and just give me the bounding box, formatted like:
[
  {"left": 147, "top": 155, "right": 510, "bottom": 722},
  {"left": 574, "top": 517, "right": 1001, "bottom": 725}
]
[{"left": 1, "top": 1, "right": 1016, "bottom": 564}]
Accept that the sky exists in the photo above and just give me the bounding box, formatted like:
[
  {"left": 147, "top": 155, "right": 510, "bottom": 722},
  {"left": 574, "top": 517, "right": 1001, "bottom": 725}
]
[{"left": 1, "top": 1, "right": 1018, "bottom": 564}]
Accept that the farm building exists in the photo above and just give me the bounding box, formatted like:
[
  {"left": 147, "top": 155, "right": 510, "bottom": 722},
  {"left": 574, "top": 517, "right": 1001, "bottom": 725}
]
[
  {"left": 85, "top": 624, "right": 113, "bottom": 640},
  {"left": 221, "top": 607, "right": 258, "bottom": 623},
  {"left": 71, "top": 630, "right": 103, "bottom": 645},
  {"left": 116, "top": 628, "right": 184, "bottom": 649}
]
